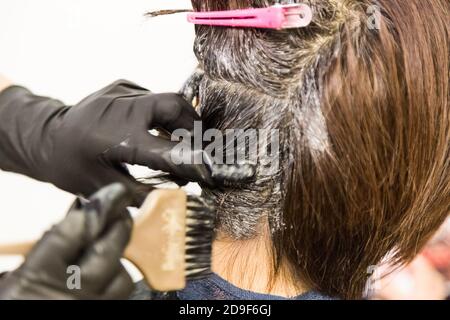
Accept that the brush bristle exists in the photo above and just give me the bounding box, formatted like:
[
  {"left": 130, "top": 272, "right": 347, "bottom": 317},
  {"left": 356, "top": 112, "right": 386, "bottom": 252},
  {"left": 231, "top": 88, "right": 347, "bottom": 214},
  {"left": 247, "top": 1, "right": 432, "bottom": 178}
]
[{"left": 184, "top": 195, "right": 215, "bottom": 281}]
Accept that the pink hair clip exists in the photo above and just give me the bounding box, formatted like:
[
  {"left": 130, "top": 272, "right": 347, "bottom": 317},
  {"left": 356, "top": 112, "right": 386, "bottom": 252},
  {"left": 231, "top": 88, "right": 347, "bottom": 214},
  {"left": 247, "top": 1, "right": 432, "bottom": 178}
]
[{"left": 187, "top": 4, "right": 313, "bottom": 30}]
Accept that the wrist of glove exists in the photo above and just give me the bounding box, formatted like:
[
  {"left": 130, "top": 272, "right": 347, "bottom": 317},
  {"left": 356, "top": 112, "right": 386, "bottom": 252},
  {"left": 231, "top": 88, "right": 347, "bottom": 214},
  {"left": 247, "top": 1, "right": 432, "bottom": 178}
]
[
  {"left": 0, "top": 183, "right": 135, "bottom": 300},
  {"left": 0, "top": 86, "right": 68, "bottom": 183}
]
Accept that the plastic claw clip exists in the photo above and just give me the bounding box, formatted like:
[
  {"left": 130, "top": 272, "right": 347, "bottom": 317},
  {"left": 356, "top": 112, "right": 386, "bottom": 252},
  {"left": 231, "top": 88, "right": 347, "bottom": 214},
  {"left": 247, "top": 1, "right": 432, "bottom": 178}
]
[{"left": 187, "top": 4, "right": 313, "bottom": 30}]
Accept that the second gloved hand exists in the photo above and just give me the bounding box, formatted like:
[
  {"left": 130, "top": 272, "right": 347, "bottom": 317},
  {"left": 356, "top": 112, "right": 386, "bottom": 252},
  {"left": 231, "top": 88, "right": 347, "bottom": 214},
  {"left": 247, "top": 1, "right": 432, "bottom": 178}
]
[{"left": 0, "top": 183, "right": 135, "bottom": 300}]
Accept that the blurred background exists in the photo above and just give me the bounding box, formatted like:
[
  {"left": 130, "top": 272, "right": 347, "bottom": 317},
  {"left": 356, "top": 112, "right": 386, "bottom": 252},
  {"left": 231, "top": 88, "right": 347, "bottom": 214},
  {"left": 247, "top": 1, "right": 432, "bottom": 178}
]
[{"left": 0, "top": 0, "right": 448, "bottom": 300}]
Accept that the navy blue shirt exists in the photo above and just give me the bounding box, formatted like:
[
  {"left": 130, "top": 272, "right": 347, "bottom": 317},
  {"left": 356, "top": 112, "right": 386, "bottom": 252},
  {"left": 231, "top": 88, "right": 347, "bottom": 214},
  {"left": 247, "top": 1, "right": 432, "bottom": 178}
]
[{"left": 130, "top": 273, "right": 333, "bottom": 300}]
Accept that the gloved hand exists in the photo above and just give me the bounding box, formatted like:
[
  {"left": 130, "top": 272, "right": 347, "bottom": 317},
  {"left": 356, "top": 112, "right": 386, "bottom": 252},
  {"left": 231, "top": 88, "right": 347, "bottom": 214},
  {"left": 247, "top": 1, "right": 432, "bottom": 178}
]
[
  {"left": 0, "top": 183, "right": 134, "bottom": 300},
  {"left": 0, "top": 80, "right": 254, "bottom": 202}
]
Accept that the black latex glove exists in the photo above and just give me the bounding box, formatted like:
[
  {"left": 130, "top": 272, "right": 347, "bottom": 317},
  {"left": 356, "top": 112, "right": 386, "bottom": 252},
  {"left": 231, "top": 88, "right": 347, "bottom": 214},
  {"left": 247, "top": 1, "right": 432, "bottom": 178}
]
[
  {"left": 0, "top": 80, "right": 251, "bottom": 202},
  {"left": 0, "top": 183, "right": 134, "bottom": 300}
]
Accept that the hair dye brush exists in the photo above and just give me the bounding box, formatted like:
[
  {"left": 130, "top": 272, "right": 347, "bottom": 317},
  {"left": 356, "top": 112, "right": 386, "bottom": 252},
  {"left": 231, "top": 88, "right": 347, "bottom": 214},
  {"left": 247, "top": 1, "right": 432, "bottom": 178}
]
[{"left": 0, "top": 189, "right": 215, "bottom": 292}]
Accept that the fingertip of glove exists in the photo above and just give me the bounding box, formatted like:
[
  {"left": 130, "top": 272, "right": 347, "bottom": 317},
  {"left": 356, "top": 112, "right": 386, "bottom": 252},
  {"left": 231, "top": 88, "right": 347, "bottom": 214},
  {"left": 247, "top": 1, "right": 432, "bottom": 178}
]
[{"left": 89, "top": 183, "right": 127, "bottom": 207}]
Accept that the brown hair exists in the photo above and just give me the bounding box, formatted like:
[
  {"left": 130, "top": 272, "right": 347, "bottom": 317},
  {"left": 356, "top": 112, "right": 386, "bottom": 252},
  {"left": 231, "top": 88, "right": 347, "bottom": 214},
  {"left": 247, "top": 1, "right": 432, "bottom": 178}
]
[{"left": 191, "top": 0, "right": 450, "bottom": 299}]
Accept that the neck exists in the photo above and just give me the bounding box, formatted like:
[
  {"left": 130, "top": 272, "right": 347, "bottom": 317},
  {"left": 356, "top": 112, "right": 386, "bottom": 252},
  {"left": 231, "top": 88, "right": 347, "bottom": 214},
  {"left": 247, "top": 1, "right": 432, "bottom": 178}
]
[{"left": 211, "top": 230, "right": 307, "bottom": 298}]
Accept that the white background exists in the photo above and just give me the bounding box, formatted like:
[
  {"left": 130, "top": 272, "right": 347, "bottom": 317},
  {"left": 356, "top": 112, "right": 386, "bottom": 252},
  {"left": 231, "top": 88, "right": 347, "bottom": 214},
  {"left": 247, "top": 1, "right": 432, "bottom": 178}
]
[{"left": 0, "top": 0, "right": 196, "bottom": 272}]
